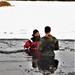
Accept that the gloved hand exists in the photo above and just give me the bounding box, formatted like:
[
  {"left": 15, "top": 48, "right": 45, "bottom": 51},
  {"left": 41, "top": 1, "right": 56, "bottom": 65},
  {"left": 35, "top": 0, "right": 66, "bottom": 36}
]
[{"left": 24, "top": 48, "right": 30, "bottom": 54}]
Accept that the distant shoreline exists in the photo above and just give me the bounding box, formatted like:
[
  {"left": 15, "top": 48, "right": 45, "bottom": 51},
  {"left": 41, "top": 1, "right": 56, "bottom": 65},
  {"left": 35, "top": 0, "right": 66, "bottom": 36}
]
[
  {"left": 0, "top": 38, "right": 75, "bottom": 41},
  {"left": 0, "top": 38, "right": 28, "bottom": 40},
  {"left": 58, "top": 39, "right": 75, "bottom": 41}
]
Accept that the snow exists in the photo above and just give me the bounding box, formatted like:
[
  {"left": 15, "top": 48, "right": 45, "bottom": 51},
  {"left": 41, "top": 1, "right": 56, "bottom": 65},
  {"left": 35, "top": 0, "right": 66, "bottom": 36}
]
[{"left": 0, "top": 1, "right": 75, "bottom": 39}]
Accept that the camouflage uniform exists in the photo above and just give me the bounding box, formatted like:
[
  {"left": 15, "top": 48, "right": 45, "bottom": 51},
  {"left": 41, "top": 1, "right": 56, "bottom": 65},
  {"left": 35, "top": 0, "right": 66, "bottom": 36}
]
[
  {"left": 37, "top": 35, "right": 59, "bottom": 74},
  {"left": 38, "top": 35, "right": 59, "bottom": 57}
]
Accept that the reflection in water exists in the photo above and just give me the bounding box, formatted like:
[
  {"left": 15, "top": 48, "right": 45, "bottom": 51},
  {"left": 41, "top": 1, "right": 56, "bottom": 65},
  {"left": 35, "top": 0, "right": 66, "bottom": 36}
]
[
  {"left": 0, "top": 50, "right": 59, "bottom": 75},
  {"left": 0, "top": 51, "right": 74, "bottom": 75},
  {"left": 32, "top": 57, "right": 59, "bottom": 75},
  {"left": 32, "top": 59, "right": 38, "bottom": 68}
]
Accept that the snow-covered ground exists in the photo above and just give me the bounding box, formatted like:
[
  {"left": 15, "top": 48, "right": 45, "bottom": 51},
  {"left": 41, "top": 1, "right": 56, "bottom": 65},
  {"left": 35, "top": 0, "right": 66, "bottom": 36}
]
[
  {"left": 0, "top": 39, "right": 75, "bottom": 75},
  {"left": 0, "top": 1, "right": 75, "bottom": 39}
]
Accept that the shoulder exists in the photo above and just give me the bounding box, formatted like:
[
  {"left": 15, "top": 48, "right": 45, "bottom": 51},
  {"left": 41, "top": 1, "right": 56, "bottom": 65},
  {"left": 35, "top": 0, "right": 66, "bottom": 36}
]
[
  {"left": 26, "top": 39, "right": 31, "bottom": 42},
  {"left": 38, "top": 36, "right": 45, "bottom": 44},
  {"left": 49, "top": 34, "right": 57, "bottom": 39},
  {"left": 39, "top": 36, "right": 48, "bottom": 44},
  {"left": 24, "top": 39, "right": 31, "bottom": 48},
  {"left": 25, "top": 39, "right": 31, "bottom": 45},
  {"left": 51, "top": 35, "right": 58, "bottom": 42},
  {"left": 41, "top": 36, "right": 46, "bottom": 40},
  {"left": 52, "top": 36, "right": 57, "bottom": 40}
]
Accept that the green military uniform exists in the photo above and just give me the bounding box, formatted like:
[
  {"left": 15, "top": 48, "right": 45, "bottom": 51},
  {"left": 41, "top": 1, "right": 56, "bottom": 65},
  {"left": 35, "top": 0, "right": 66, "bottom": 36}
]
[
  {"left": 38, "top": 34, "right": 59, "bottom": 57},
  {"left": 37, "top": 35, "right": 59, "bottom": 74}
]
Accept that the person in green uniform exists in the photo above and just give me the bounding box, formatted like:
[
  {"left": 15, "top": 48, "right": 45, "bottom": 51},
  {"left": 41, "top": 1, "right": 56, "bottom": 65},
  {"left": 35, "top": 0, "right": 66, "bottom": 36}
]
[{"left": 38, "top": 26, "right": 59, "bottom": 74}]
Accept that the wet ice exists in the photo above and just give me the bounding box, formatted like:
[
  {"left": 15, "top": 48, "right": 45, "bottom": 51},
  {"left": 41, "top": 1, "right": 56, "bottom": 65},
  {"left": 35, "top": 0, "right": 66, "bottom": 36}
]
[{"left": 0, "top": 39, "right": 75, "bottom": 75}]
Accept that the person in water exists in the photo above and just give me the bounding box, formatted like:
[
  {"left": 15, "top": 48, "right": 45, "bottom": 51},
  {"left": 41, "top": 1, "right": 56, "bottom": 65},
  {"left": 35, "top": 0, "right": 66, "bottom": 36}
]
[
  {"left": 37, "top": 26, "right": 59, "bottom": 74},
  {"left": 24, "top": 29, "right": 40, "bottom": 68}
]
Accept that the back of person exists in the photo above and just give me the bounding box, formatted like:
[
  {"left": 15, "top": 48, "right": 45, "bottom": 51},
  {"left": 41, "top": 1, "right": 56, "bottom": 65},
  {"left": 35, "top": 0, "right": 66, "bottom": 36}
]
[
  {"left": 37, "top": 26, "right": 59, "bottom": 59},
  {"left": 38, "top": 35, "right": 59, "bottom": 57},
  {"left": 37, "top": 26, "right": 59, "bottom": 74}
]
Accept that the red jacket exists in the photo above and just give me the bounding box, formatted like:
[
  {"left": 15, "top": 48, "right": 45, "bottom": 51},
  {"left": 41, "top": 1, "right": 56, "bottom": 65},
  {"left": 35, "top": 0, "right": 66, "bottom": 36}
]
[
  {"left": 24, "top": 40, "right": 31, "bottom": 49},
  {"left": 24, "top": 40, "right": 40, "bottom": 59},
  {"left": 24, "top": 40, "right": 38, "bottom": 51}
]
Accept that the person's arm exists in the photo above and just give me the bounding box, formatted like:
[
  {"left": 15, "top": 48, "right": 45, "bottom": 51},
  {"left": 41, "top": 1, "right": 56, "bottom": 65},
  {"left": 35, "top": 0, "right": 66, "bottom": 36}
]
[
  {"left": 24, "top": 40, "right": 31, "bottom": 49},
  {"left": 54, "top": 40, "right": 59, "bottom": 50}
]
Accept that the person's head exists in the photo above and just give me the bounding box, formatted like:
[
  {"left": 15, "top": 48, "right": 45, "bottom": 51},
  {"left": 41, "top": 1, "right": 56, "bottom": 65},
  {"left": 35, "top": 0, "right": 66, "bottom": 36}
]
[
  {"left": 45, "top": 26, "right": 51, "bottom": 34},
  {"left": 32, "top": 29, "right": 40, "bottom": 37}
]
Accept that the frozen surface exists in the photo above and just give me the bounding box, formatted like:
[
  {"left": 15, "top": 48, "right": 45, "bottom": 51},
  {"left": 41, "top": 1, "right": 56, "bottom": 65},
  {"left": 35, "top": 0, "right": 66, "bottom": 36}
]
[{"left": 0, "top": 39, "right": 75, "bottom": 75}]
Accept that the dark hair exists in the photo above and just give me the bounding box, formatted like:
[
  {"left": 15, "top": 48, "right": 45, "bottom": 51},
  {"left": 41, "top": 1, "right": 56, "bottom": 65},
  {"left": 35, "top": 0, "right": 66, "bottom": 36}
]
[
  {"left": 45, "top": 26, "right": 51, "bottom": 33},
  {"left": 32, "top": 29, "right": 39, "bottom": 36}
]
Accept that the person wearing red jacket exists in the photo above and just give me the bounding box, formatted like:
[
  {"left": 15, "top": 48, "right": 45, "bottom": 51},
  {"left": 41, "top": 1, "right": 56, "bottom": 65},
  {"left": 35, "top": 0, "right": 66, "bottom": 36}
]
[{"left": 24, "top": 29, "right": 40, "bottom": 68}]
